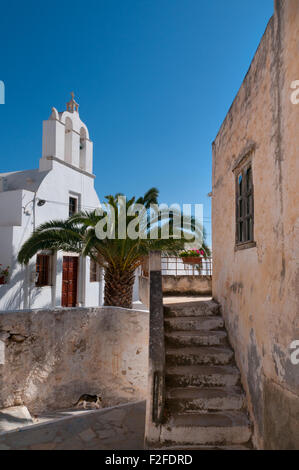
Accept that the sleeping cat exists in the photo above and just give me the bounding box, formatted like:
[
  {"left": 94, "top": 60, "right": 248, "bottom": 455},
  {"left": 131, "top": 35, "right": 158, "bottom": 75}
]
[{"left": 74, "top": 394, "right": 103, "bottom": 409}]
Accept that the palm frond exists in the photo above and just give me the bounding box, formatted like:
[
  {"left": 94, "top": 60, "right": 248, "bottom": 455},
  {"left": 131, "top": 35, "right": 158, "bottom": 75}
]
[{"left": 18, "top": 187, "right": 211, "bottom": 272}]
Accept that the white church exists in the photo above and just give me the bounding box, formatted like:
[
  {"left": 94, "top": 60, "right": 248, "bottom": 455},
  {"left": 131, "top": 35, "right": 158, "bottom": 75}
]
[{"left": 0, "top": 94, "right": 105, "bottom": 311}]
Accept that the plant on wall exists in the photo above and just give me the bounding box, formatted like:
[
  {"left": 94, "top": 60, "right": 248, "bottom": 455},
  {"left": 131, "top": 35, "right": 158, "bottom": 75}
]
[
  {"left": 0, "top": 265, "right": 10, "bottom": 284},
  {"left": 180, "top": 246, "right": 211, "bottom": 273},
  {"left": 180, "top": 247, "right": 211, "bottom": 258}
]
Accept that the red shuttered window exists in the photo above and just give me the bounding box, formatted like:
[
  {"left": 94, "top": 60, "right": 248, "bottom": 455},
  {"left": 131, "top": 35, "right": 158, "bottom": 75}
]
[{"left": 36, "top": 255, "right": 51, "bottom": 286}]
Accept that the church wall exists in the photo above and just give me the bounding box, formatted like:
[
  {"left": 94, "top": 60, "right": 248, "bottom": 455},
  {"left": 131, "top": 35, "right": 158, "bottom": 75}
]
[
  {"left": 0, "top": 97, "right": 104, "bottom": 311},
  {"left": 0, "top": 189, "right": 24, "bottom": 227}
]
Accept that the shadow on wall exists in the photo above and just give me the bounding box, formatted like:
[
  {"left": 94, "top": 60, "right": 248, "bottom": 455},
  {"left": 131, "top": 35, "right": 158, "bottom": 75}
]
[
  {"left": 0, "top": 254, "right": 62, "bottom": 311},
  {"left": 0, "top": 255, "right": 29, "bottom": 311}
]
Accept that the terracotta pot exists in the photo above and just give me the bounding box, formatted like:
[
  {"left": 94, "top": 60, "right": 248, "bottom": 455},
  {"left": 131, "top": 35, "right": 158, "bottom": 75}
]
[
  {"left": 181, "top": 257, "right": 202, "bottom": 265},
  {"left": 0, "top": 276, "right": 6, "bottom": 285}
]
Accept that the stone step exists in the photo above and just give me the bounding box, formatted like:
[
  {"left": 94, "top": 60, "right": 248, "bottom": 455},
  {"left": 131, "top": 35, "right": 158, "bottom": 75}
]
[
  {"left": 159, "top": 444, "right": 251, "bottom": 450},
  {"left": 164, "top": 300, "right": 220, "bottom": 318},
  {"left": 160, "top": 411, "right": 251, "bottom": 446},
  {"left": 165, "top": 330, "right": 228, "bottom": 347},
  {"left": 166, "top": 346, "right": 234, "bottom": 366},
  {"left": 166, "top": 365, "right": 240, "bottom": 388},
  {"left": 165, "top": 316, "right": 224, "bottom": 332},
  {"left": 166, "top": 387, "right": 245, "bottom": 412}
]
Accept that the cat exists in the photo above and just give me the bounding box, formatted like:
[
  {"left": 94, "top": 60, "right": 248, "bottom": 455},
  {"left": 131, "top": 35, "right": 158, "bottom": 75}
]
[{"left": 73, "top": 394, "right": 103, "bottom": 409}]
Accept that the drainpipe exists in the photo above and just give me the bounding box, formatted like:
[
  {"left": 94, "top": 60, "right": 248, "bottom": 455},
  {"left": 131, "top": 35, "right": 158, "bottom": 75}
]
[
  {"left": 26, "top": 192, "right": 37, "bottom": 309},
  {"left": 78, "top": 256, "right": 86, "bottom": 307},
  {"left": 32, "top": 192, "right": 37, "bottom": 232}
]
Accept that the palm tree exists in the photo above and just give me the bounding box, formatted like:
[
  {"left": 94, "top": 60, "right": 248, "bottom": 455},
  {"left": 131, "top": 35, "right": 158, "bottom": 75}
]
[{"left": 18, "top": 188, "right": 208, "bottom": 308}]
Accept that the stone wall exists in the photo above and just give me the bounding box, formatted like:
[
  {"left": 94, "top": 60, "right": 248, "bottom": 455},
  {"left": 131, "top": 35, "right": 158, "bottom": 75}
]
[
  {"left": 212, "top": 0, "right": 299, "bottom": 449},
  {"left": 139, "top": 276, "right": 149, "bottom": 307},
  {"left": 0, "top": 306, "right": 149, "bottom": 415},
  {"left": 162, "top": 275, "right": 212, "bottom": 296},
  {"left": 0, "top": 401, "right": 146, "bottom": 450},
  {"left": 139, "top": 275, "right": 212, "bottom": 306}
]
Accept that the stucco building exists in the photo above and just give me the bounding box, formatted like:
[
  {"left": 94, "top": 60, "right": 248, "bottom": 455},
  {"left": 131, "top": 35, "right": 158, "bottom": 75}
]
[
  {"left": 212, "top": 0, "right": 299, "bottom": 449},
  {"left": 0, "top": 94, "right": 104, "bottom": 310}
]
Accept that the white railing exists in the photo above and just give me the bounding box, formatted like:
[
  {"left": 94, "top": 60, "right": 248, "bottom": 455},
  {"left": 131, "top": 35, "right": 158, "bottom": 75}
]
[
  {"left": 161, "top": 256, "right": 212, "bottom": 276},
  {"left": 141, "top": 256, "right": 213, "bottom": 278}
]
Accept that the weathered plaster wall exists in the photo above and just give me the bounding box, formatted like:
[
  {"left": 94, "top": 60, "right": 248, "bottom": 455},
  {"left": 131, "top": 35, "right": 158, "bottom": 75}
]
[
  {"left": 139, "top": 276, "right": 149, "bottom": 307},
  {"left": 139, "top": 275, "right": 212, "bottom": 306},
  {"left": 0, "top": 307, "right": 149, "bottom": 415},
  {"left": 212, "top": 0, "right": 299, "bottom": 449}
]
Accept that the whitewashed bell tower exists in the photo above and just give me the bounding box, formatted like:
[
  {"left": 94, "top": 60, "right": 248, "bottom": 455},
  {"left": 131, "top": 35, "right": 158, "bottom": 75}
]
[{"left": 40, "top": 93, "right": 93, "bottom": 174}]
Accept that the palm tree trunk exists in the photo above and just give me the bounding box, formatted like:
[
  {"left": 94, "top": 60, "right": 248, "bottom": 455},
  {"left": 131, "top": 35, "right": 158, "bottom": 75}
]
[{"left": 104, "top": 264, "right": 136, "bottom": 309}]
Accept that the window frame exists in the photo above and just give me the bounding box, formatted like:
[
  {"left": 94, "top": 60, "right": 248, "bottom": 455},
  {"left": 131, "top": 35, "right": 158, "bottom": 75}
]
[
  {"left": 235, "top": 158, "right": 256, "bottom": 250},
  {"left": 36, "top": 254, "right": 52, "bottom": 287},
  {"left": 89, "top": 258, "right": 101, "bottom": 283},
  {"left": 69, "top": 196, "right": 78, "bottom": 217}
]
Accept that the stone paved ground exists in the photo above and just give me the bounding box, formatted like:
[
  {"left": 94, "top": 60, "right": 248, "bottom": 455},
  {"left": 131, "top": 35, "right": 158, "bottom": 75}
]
[
  {"left": 0, "top": 401, "right": 146, "bottom": 450},
  {"left": 0, "top": 406, "right": 33, "bottom": 433}
]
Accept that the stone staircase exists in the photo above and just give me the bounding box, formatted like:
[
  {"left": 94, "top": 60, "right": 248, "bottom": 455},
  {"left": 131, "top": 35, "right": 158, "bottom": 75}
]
[{"left": 159, "top": 300, "right": 252, "bottom": 449}]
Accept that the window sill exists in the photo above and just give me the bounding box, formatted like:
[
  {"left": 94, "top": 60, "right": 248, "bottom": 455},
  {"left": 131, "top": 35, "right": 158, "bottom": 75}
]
[{"left": 235, "top": 241, "right": 256, "bottom": 252}]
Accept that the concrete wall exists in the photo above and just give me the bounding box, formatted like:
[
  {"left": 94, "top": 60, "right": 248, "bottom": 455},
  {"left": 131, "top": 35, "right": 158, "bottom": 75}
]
[
  {"left": 0, "top": 306, "right": 149, "bottom": 415},
  {"left": 212, "top": 0, "right": 299, "bottom": 449},
  {"left": 162, "top": 275, "right": 212, "bottom": 296},
  {"left": 139, "top": 276, "right": 149, "bottom": 307},
  {"left": 0, "top": 401, "right": 146, "bottom": 450}
]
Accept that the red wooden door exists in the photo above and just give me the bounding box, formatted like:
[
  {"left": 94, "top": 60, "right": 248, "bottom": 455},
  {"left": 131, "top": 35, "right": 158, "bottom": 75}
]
[{"left": 62, "top": 256, "right": 78, "bottom": 307}]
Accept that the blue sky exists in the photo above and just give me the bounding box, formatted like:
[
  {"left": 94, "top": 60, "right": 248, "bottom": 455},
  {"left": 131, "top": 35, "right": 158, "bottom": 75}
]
[{"left": 0, "top": 0, "right": 273, "bottom": 246}]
